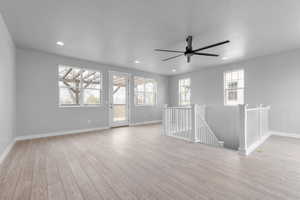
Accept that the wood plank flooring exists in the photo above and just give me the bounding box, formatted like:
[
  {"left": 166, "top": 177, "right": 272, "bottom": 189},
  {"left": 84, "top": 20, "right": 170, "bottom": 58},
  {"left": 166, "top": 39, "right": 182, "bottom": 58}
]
[{"left": 1, "top": 124, "right": 300, "bottom": 200}]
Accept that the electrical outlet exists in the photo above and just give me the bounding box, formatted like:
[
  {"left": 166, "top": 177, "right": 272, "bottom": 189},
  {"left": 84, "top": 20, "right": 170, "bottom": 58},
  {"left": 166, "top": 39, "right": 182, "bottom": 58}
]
[{"left": 88, "top": 120, "right": 91, "bottom": 124}]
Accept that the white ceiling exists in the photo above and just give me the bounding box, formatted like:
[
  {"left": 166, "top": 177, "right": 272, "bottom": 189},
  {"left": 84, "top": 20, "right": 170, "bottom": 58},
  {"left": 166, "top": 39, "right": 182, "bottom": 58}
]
[{"left": 1, "top": 0, "right": 300, "bottom": 75}]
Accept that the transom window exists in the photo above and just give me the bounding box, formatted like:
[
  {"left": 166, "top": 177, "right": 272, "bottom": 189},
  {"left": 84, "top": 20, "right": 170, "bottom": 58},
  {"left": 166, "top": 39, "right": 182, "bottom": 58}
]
[
  {"left": 58, "top": 65, "right": 102, "bottom": 106},
  {"left": 134, "top": 77, "right": 157, "bottom": 106},
  {"left": 179, "top": 78, "right": 191, "bottom": 106},
  {"left": 224, "top": 69, "right": 244, "bottom": 106}
]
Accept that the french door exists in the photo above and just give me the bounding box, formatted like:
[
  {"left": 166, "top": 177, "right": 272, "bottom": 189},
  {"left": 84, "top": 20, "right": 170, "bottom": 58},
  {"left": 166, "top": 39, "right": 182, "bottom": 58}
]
[{"left": 109, "top": 71, "right": 130, "bottom": 127}]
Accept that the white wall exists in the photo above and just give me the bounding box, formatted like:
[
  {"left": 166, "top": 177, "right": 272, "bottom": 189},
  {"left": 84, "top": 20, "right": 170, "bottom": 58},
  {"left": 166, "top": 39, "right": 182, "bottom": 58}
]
[
  {"left": 0, "top": 13, "right": 15, "bottom": 157},
  {"left": 16, "top": 48, "right": 168, "bottom": 137},
  {"left": 169, "top": 49, "right": 300, "bottom": 148}
]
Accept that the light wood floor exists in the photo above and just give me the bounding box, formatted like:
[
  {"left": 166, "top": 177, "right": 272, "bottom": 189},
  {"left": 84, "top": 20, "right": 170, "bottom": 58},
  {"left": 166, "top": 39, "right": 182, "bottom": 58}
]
[{"left": 1, "top": 124, "right": 300, "bottom": 200}]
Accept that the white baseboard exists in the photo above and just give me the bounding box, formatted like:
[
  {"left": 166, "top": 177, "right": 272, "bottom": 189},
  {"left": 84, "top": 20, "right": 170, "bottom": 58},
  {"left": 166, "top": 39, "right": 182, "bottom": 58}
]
[
  {"left": 270, "top": 131, "right": 300, "bottom": 139},
  {"left": 15, "top": 126, "right": 110, "bottom": 141},
  {"left": 0, "top": 140, "right": 16, "bottom": 165},
  {"left": 239, "top": 131, "right": 300, "bottom": 156},
  {"left": 1, "top": 121, "right": 158, "bottom": 163},
  {"left": 238, "top": 147, "right": 247, "bottom": 156},
  {"left": 239, "top": 133, "right": 271, "bottom": 156},
  {"left": 168, "top": 134, "right": 192, "bottom": 142},
  {"left": 15, "top": 121, "right": 162, "bottom": 141},
  {"left": 130, "top": 120, "right": 162, "bottom": 126}
]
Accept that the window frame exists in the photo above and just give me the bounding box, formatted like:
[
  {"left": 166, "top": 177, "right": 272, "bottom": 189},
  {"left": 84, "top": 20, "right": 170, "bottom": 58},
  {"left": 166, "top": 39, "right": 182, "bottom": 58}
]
[
  {"left": 223, "top": 69, "right": 244, "bottom": 106},
  {"left": 58, "top": 65, "right": 103, "bottom": 108},
  {"left": 178, "top": 78, "right": 191, "bottom": 106},
  {"left": 134, "top": 76, "right": 157, "bottom": 106}
]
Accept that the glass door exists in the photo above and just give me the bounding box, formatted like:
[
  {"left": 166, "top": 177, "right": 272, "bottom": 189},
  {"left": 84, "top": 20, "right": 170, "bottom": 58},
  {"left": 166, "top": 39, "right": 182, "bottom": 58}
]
[{"left": 109, "top": 71, "right": 129, "bottom": 127}]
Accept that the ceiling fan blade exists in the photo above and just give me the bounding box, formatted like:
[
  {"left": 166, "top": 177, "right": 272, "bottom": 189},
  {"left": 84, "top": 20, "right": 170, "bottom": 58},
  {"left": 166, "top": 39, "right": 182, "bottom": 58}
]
[
  {"left": 193, "top": 52, "right": 219, "bottom": 57},
  {"left": 162, "top": 54, "right": 184, "bottom": 61},
  {"left": 192, "top": 40, "right": 230, "bottom": 53},
  {"left": 155, "top": 49, "right": 185, "bottom": 53}
]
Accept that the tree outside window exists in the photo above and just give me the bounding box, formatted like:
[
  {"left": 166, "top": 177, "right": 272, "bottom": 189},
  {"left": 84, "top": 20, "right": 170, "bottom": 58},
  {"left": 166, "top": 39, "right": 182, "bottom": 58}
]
[{"left": 58, "top": 65, "right": 102, "bottom": 106}]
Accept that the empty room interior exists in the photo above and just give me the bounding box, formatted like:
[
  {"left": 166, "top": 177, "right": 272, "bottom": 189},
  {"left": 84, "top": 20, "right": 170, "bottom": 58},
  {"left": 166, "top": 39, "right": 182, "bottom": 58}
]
[{"left": 1, "top": 0, "right": 300, "bottom": 199}]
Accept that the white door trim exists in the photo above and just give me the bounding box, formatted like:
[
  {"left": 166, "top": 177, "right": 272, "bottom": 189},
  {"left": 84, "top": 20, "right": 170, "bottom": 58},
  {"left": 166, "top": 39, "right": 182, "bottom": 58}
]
[{"left": 108, "top": 71, "right": 131, "bottom": 127}]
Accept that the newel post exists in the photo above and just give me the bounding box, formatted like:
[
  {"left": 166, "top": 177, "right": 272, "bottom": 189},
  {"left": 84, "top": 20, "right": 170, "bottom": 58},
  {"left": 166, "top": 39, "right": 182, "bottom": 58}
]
[
  {"left": 259, "top": 104, "right": 263, "bottom": 139},
  {"left": 190, "top": 104, "right": 196, "bottom": 142},
  {"left": 238, "top": 104, "right": 247, "bottom": 155},
  {"left": 162, "top": 104, "right": 168, "bottom": 136}
]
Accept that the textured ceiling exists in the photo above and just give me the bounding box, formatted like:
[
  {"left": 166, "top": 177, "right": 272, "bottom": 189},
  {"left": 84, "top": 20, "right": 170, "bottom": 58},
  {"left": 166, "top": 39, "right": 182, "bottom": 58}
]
[{"left": 1, "top": 0, "right": 300, "bottom": 75}]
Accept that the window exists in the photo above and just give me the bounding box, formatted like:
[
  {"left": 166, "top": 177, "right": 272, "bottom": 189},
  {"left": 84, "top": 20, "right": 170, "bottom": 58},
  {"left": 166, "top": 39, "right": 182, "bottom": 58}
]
[
  {"left": 224, "top": 69, "right": 244, "bottom": 106},
  {"left": 58, "top": 65, "right": 102, "bottom": 106},
  {"left": 134, "top": 77, "right": 157, "bottom": 106},
  {"left": 179, "top": 78, "right": 191, "bottom": 106}
]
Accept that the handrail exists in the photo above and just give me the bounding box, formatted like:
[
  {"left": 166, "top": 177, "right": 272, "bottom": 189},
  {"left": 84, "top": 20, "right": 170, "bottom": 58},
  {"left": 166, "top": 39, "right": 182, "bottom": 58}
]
[
  {"left": 165, "top": 106, "right": 191, "bottom": 109},
  {"left": 245, "top": 105, "right": 270, "bottom": 111}
]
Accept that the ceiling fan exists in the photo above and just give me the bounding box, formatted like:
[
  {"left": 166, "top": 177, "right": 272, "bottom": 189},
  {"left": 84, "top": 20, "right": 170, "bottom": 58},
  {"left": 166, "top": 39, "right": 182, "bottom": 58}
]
[{"left": 155, "top": 36, "right": 230, "bottom": 63}]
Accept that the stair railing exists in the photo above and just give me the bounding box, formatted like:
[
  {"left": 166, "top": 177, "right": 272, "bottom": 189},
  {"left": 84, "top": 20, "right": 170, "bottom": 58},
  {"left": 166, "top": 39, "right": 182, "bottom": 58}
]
[{"left": 162, "top": 104, "right": 223, "bottom": 147}]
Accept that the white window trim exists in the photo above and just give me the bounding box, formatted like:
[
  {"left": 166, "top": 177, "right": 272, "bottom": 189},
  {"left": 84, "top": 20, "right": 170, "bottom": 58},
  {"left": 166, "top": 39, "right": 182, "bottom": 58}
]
[
  {"left": 223, "top": 69, "right": 244, "bottom": 106},
  {"left": 134, "top": 76, "right": 158, "bottom": 106},
  {"left": 178, "top": 78, "right": 191, "bottom": 106},
  {"left": 58, "top": 65, "right": 103, "bottom": 108}
]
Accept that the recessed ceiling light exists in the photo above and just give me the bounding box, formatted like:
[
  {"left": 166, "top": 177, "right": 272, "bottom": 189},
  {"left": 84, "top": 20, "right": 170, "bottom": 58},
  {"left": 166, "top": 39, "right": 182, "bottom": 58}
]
[
  {"left": 172, "top": 69, "right": 177, "bottom": 72},
  {"left": 56, "top": 41, "right": 64, "bottom": 46},
  {"left": 222, "top": 56, "right": 228, "bottom": 60},
  {"left": 134, "top": 60, "right": 140, "bottom": 64}
]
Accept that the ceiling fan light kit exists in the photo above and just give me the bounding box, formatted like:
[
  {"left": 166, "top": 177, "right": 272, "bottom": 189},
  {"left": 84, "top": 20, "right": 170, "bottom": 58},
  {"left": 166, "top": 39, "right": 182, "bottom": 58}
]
[{"left": 155, "top": 36, "right": 230, "bottom": 63}]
